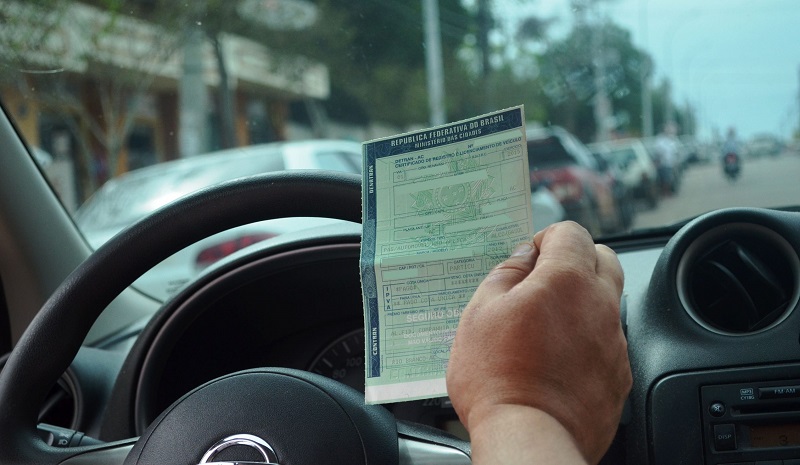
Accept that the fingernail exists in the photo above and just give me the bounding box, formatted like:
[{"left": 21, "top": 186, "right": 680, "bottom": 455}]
[{"left": 511, "top": 242, "right": 533, "bottom": 256}]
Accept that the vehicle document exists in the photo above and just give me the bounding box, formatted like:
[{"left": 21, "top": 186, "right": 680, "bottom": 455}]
[{"left": 360, "top": 106, "right": 534, "bottom": 404}]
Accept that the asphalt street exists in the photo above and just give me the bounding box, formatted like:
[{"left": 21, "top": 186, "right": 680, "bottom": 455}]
[{"left": 632, "top": 152, "right": 800, "bottom": 230}]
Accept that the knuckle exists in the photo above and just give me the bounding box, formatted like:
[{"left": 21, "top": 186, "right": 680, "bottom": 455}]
[
  {"left": 541, "top": 262, "right": 594, "bottom": 287},
  {"left": 485, "top": 258, "right": 533, "bottom": 282},
  {"left": 553, "top": 220, "right": 591, "bottom": 237}
]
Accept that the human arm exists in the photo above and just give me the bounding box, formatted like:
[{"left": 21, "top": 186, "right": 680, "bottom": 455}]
[
  {"left": 446, "top": 221, "right": 632, "bottom": 464},
  {"left": 467, "top": 404, "right": 588, "bottom": 464}
]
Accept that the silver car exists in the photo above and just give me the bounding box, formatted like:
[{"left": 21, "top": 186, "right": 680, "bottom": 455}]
[{"left": 75, "top": 140, "right": 363, "bottom": 300}]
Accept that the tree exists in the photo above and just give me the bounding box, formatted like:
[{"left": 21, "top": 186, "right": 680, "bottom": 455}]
[
  {"left": 535, "top": 21, "right": 651, "bottom": 142},
  {"left": 649, "top": 78, "right": 695, "bottom": 136},
  {"left": 293, "top": 0, "right": 474, "bottom": 127},
  {"left": 0, "top": 0, "right": 184, "bottom": 195}
]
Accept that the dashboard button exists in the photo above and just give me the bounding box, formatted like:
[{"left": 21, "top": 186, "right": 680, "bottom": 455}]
[
  {"left": 714, "top": 424, "right": 737, "bottom": 451},
  {"left": 709, "top": 402, "right": 727, "bottom": 417}
]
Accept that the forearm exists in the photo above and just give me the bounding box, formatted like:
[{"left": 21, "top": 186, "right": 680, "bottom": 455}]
[{"left": 468, "top": 404, "right": 588, "bottom": 465}]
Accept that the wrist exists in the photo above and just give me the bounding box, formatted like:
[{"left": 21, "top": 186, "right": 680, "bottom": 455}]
[{"left": 467, "top": 404, "right": 588, "bottom": 465}]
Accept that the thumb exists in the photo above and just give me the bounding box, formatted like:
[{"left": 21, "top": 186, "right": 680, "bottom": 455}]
[{"left": 472, "top": 241, "right": 539, "bottom": 300}]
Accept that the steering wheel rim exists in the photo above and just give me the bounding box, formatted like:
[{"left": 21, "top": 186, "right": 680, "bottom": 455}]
[{"left": 0, "top": 170, "right": 368, "bottom": 464}]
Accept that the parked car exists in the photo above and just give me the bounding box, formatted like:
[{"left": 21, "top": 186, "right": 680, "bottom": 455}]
[
  {"left": 679, "top": 135, "right": 712, "bottom": 165},
  {"left": 527, "top": 126, "right": 624, "bottom": 236},
  {"left": 74, "top": 140, "right": 364, "bottom": 301},
  {"left": 591, "top": 150, "right": 636, "bottom": 231},
  {"left": 530, "top": 181, "right": 566, "bottom": 232},
  {"left": 747, "top": 133, "right": 784, "bottom": 158},
  {"left": 590, "top": 138, "right": 660, "bottom": 209}
]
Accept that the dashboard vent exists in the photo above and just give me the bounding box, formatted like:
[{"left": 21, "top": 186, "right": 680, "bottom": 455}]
[{"left": 678, "top": 224, "right": 800, "bottom": 335}]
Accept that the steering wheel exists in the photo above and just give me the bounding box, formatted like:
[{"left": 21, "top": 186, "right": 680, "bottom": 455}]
[{"left": 0, "top": 171, "right": 471, "bottom": 465}]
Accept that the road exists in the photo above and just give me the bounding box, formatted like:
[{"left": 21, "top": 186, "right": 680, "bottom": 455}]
[{"left": 632, "top": 153, "right": 800, "bottom": 230}]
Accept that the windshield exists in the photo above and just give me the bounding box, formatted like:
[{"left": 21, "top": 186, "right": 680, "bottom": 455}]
[
  {"left": 2, "top": 0, "right": 799, "bottom": 246},
  {"left": 74, "top": 148, "right": 287, "bottom": 230},
  {"left": 527, "top": 135, "right": 575, "bottom": 167},
  {"left": 605, "top": 148, "right": 635, "bottom": 166}
]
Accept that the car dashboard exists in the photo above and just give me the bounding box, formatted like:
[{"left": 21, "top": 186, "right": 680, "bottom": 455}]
[{"left": 23, "top": 206, "right": 800, "bottom": 465}]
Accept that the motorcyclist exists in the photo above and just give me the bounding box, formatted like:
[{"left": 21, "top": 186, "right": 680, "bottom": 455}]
[
  {"left": 721, "top": 127, "right": 742, "bottom": 178},
  {"left": 722, "top": 127, "right": 740, "bottom": 158}
]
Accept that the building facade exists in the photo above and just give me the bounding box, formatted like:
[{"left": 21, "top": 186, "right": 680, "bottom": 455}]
[{"left": 0, "top": 1, "right": 329, "bottom": 206}]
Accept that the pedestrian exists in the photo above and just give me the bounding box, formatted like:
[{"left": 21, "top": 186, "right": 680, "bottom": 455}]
[{"left": 653, "top": 123, "right": 679, "bottom": 195}]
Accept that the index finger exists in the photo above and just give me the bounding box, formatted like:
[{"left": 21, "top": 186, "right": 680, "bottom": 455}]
[
  {"left": 595, "top": 244, "right": 624, "bottom": 295},
  {"left": 469, "top": 241, "right": 540, "bottom": 301},
  {"left": 532, "top": 221, "right": 598, "bottom": 276}
]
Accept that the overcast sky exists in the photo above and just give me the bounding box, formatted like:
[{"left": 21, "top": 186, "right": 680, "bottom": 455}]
[{"left": 497, "top": 0, "right": 800, "bottom": 140}]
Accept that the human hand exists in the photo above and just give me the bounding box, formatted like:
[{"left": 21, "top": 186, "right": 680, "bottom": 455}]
[{"left": 446, "top": 221, "right": 631, "bottom": 464}]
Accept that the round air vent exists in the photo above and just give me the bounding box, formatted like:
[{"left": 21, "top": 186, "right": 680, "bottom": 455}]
[{"left": 677, "top": 223, "right": 800, "bottom": 335}]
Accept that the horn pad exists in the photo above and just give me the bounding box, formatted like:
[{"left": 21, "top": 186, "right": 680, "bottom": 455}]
[{"left": 123, "top": 368, "right": 398, "bottom": 465}]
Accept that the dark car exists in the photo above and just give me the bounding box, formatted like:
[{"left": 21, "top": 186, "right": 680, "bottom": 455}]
[{"left": 527, "top": 126, "right": 624, "bottom": 236}]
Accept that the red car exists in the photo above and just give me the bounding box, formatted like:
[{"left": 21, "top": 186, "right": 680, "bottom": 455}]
[{"left": 527, "top": 126, "right": 624, "bottom": 236}]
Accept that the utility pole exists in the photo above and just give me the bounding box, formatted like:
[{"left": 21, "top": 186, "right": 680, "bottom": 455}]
[
  {"left": 477, "top": 0, "right": 493, "bottom": 112},
  {"left": 592, "top": 26, "right": 613, "bottom": 142},
  {"left": 639, "top": 0, "right": 653, "bottom": 137},
  {"left": 641, "top": 57, "right": 653, "bottom": 137},
  {"left": 574, "top": 0, "right": 613, "bottom": 141},
  {"left": 211, "top": 34, "right": 236, "bottom": 149},
  {"left": 179, "top": 25, "right": 209, "bottom": 157},
  {"left": 797, "top": 65, "right": 800, "bottom": 139},
  {"left": 589, "top": 1, "right": 613, "bottom": 142},
  {"left": 422, "top": 0, "right": 446, "bottom": 126},
  {"left": 664, "top": 79, "right": 673, "bottom": 129}
]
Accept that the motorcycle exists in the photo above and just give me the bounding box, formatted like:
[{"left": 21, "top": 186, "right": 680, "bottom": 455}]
[{"left": 723, "top": 152, "right": 741, "bottom": 181}]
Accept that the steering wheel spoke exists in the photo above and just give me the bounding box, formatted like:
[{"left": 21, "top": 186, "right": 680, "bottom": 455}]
[
  {"left": 61, "top": 441, "right": 136, "bottom": 465},
  {"left": 399, "top": 436, "right": 471, "bottom": 464}
]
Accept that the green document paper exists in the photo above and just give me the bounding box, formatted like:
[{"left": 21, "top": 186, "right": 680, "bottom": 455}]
[{"left": 360, "top": 106, "right": 534, "bottom": 404}]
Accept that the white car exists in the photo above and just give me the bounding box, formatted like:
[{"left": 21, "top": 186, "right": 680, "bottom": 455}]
[
  {"left": 74, "top": 140, "right": 364, "bottom": 301},
  {"left": 590, "top": 138, "right": 660, "bottom": 209},
  {"left": 531, "top": 184, "right": 565, "bottom": 232}
]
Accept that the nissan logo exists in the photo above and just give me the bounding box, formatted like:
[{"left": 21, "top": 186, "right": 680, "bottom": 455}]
[{"left": 198, "top": 434, "right": 279, "bottom": 465}]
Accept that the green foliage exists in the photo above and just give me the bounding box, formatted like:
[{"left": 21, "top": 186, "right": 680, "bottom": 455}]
[
  {"left": 649, "top": 78, "right": 696, "bottom": 135},
  {"left": 446, "top": 63, "right": 548, "bottom": 124},
  {"left": 299, "top": 0, "right": 474, "bottom": 125},
  {"left": 1, "top": 0, "right": 694, "bottom": 145},
  {"left": 536, "top": 21, "right": 651, "bottom": 141}
]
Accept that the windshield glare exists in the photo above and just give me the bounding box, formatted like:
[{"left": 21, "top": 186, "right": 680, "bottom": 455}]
[{"left": 2, "top": 0, "right": 800, "bottom": 243}]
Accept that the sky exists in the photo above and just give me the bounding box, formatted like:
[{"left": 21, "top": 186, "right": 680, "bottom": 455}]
[{"left": 495, "top": 0, "right": 800, "bottom": 140}]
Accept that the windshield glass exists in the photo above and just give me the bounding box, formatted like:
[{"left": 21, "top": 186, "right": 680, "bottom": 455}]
[
  {"left": 74, "top": 148, "right": 286, "bottom": 230},
  {"left": 527, "top": 135, "right": 574, "bottom": 166},
  {"left": 2, "top": 0, "right": 799, "bottom": 295},
  {"left": 604, "top": 148, "right": 635, "bottom": 166}
]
